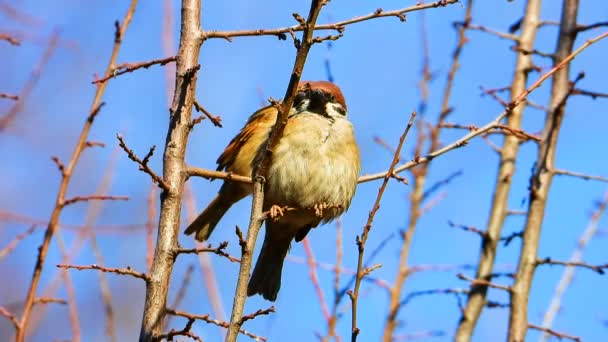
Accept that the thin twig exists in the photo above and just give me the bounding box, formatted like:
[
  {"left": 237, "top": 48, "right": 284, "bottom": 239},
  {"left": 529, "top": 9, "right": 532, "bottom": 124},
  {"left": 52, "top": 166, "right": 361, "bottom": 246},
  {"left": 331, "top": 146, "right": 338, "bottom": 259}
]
[
  {"left": 117, "top": 134, "right": 170, "bottom": 191},
  {"left": 15, "top": 4, "right": 139, "bottom": 340},
  {"left": 166, "top": 308, "right": 267, "bottom": 341},
  {"left": 62, "top": 195, "right": 129, "bottom": 207},
  {"left": 539, "top": 192, "right": 608, "bottom": 341},
  {"left": 303, "top": 238, "right": 331, "bottom": 322},
  {"left": 553, "top": 169, "right": 608, "bottom": 183},
  {"left": 0, "top": 224, "right": 36, "bottom": 259},
  {"left": 202, "top": 0, "right": 459, "bottom": 41},
  {"left": 193, "top": 99, "right": 223, "bottom": 127},
  {"left": 226, "top": 2, "right": 328, "bottom": 341},
  {"left": 351, "top": 112, "right": 417, "bottom": 341},
  {"left": 57, "top": 264, "right": 149, "bottom": 281},
  {"left": 536, "top": 257, "right": 607, "bottom": 275},
  {"left": 92, "top": 56, "right": 176, "bottom": 84}
]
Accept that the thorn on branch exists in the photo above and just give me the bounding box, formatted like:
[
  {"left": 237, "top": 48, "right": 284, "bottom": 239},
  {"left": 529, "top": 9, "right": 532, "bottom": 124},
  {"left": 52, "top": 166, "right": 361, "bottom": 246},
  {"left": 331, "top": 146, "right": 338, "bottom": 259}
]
[
  {"left": 34, "top": 297, "right": 67, "bottom": 306},
  {"left": 192, "top": 99, "right": 223, "bottom": 127},
  {"left": 0, "top": 34, "right": 20, "bottom": 46},
  {"left": 500, "top": 230, "right": 523, "bottom": 246},
  {"left": 88, "top": 101, "right": 106, "bottom": 122},
  {"left": 114, "top": 20, "right": 121, "bottom": 43},
  {"left": 0, "top": 93, "right": 19, "bottom": 101},
  {"left": 235, "top": 226, "right": 247, "bottom": 252},
  {"left": 312, "top": 33, "right": 344, "bottom": 44},
  {"left": 116, "top": 134, "right": 170, "bottom": 191},
  {"left": 51, "top": 156, "right": 66, "bottom": 175},
  {"left": 85, "top": 141, "right": 106, "bottom": 148},
  {"left": 292, "top": 13, "right": 306, "bottom": 27}
]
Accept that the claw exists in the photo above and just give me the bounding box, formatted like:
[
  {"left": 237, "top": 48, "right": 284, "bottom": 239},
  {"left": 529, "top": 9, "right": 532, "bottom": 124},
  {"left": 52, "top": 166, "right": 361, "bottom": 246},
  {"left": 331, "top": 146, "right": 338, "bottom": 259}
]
[
  {"left": 269, "top": 205, "right": 285, "bottom": 221},
  {"left": 313, "top": 202, "right": 329, "bottom": 217}
]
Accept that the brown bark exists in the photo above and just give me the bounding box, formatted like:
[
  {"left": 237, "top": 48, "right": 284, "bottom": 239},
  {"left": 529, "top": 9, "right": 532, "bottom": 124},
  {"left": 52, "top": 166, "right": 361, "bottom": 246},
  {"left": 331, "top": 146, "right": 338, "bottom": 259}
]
[
  {"left": 138, "top": 0, "right": 201, "bottom": 340},
  {"left": 454, "top": 0, "right": 541, "bottom": 340},
  {"left": 508, "top": 0, "right": 579, "bottom": 340}
]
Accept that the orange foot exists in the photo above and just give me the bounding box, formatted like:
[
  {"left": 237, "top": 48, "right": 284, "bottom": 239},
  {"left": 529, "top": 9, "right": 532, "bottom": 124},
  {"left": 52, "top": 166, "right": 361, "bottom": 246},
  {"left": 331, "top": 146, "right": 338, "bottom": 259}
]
[
  {"left": 313, "top": 202, "right": 330, "bottom": 218},
  {"left": 269, "top": 205, "right": 285, "bottom": 221}
]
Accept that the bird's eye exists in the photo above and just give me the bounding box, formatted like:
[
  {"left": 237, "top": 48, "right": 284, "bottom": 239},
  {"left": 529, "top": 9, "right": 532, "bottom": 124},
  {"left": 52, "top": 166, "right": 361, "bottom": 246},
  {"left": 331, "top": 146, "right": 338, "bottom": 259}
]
[
  {"left": 334, "top": 104, "right": 346, "bottom": 116},
  {"left": 294, "top": 91, "right": 306, "bottom": 106}
]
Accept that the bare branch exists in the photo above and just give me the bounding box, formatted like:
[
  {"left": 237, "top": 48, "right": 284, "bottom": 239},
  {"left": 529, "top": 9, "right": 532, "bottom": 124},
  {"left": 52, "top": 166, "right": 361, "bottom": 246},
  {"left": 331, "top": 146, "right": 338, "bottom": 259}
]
[
  {"left": 92, "top": 56, "right": 176, "bottom": 84},
  {"left": 62, "top": 195, "right": 129, "bottom": 207},
  {"left": 174, "top": 241, "right": 241, "bottom": 263},
  {"left": 528, "top": 323, "right": 581, "bottom": 342},
  {"left": 536, "top": 257, "right": 607, "bottom": 275},
  {"left": 553, "top": 168, "right": 608, "bottom": 183},
  {"left": 187, "top": 167, "right": 252, "bottom": 184},
  {"left": 192, "top": 99, "right": 223, "bottom": 127},
  {"left": 202, "top": 0, "right": 459, "bottom": 41},
  {"left": 352, "top": 112, "right": 417, "bottom": 340},
  {"left": 0, "top": 33, "right": 20, "bottom": 45},
  {"left": 239, "top": 307, "right": 275, "bottom": 324},
  {"left": 117, "top": 134, "right": 170, "bottom": 191},
  {"left": 539, "top": 193, "right": 608, "bottom": 341},
  {"left": 15, "top": 4, "right": 139, "bottom": 340},
  {"left": 0, "top": 92, "right": 19, "bottom": 100},
  {"left": 166, "top": 308, "right": 267, "bottom": 341},
  {"left": 457, "top": 273, "right": 512, "bottom": 292},
  {"left": 57, "top": 264, "right": 149, "bottom": 281},
  {"left": 0, "top": 225, "right": 36, "bottom": 259}
]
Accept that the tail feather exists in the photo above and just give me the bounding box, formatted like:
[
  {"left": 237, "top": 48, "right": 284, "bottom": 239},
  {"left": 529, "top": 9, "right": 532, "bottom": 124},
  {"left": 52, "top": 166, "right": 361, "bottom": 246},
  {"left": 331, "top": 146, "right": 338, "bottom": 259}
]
[
  {"left": 247, "top": 232, "right": 291, "bottom": 301},
  {"left": 184, "top": 195, "right": 230, "bottom": 242}
]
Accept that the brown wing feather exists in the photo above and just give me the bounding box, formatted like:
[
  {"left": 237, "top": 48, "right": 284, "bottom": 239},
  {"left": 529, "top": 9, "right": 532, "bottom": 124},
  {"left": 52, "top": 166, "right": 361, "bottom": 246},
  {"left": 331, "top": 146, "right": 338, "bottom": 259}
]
[{"left": 216, "top": 105, "right": 278, "bottom": 173}]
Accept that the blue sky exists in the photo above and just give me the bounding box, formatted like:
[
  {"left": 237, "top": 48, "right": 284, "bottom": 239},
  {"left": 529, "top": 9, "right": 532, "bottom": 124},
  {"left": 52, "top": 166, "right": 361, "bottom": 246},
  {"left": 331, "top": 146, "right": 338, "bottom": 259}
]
[{"left": 1, "top": 0, "right": 607, "bottom": 341}]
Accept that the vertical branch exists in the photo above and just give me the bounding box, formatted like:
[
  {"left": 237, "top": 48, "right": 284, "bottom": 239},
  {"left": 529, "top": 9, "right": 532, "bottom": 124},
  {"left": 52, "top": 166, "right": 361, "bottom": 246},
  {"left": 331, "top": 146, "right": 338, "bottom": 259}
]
[
  {"left": 302, "top": 238, "right": 331, "bottom": 322},
  {"left": 162, "top": 0, "right": 176, "bottom": 104},
  {"left": 183, "top": 185, "right": 227, "bottom": 339},
  {"left": 138, "top": 0, "right": 201, "bottom": 340},
  {"left": 539, "top": 192, "right": 608, "bottom": 342},
  {"left": 225, "top": 1, "right": 327, "bottom": 341},
  {"left": 382, "top": 2, "right": 471, "bottom": 338},
  {"left": 508, "top": 0, "right": 580, "bottom": 340},
  {"left": 25, "top": 149, "right": 121, "bottom": 338},
  {"left": 352, "top": 113, "right": 416, "bottom": 342},
  {"left": 146, "top": 185, "right": 156, "bottom": 271},
  {"left": 15, "top": 2, "right": 139, "bottom": 341},
  {"left": 325, "top": 220, "right": 343, "bottom": 341},
  {"left": 0, "top": 31, "right": 58, "bottom": 131},
  {"left": 455, "top": 0, "right": 541, "bottom": 339},
  {"left": 55, "top": 230, "right": 81, "bottom": 342}
]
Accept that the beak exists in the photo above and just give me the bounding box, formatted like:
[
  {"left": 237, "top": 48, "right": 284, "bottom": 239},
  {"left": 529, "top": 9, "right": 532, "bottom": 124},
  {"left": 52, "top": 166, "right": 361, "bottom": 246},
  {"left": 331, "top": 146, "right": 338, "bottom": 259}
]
[{"left": 306, "top": 89, "right": 330, "bottom": 116}]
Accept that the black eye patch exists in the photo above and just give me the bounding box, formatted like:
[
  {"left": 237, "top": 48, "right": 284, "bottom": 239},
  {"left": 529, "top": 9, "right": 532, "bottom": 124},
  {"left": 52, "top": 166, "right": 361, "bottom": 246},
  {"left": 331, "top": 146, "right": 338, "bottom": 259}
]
[
  {"left": 334, "top": 105, "right": 346, "bottom": 116},
  {"left": 293, "top": 91, "right": 307, "bottom": 109}
]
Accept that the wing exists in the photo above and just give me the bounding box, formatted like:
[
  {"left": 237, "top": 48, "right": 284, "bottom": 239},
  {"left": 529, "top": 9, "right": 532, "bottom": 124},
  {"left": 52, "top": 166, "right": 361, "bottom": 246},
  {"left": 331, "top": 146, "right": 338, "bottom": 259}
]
[{"left": 216, "top": 105, "right": 278, "bottom": 176}]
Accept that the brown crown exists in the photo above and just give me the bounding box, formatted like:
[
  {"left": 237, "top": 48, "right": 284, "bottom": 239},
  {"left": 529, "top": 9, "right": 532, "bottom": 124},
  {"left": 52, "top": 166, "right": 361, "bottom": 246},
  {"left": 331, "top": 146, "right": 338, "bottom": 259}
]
[{"left": 298, "top": 81, "right": 347, "bottom": 110}]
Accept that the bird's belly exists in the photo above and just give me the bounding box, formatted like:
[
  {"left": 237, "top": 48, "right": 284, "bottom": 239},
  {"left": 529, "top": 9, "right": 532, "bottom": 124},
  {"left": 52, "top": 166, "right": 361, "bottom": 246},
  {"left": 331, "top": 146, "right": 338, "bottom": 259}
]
[{"left": 265, "top": 126, "right": 359, "bottom": 220}]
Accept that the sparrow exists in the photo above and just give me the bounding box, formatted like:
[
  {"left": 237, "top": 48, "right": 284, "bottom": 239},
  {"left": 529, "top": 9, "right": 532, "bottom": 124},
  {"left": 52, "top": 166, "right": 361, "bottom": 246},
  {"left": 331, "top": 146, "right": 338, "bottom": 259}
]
[{"left": 185, "top": 81, "right": 361, "bottom": 301}]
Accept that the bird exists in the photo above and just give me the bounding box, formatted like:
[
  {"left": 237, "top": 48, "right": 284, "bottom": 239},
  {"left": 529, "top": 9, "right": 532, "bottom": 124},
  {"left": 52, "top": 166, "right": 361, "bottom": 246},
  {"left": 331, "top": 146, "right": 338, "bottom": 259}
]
[{"left": 185, "top": 81, "right": 361, "bottom": 301}]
